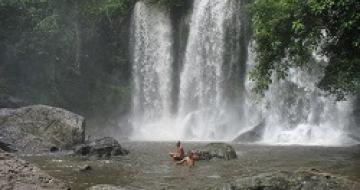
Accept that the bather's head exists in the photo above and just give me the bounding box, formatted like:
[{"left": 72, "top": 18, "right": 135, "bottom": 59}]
[{"left": 176, "top": 141, "right": 181, "bottom": 147}]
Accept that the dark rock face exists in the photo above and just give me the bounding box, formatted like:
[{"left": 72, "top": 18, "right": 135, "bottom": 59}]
[
  {"left": 222, "top": 170, "right": 360, "bottom": 190},
  {"left": 0, "top": 150, "right": 69, "bottom": 190},
  {"left": 0, "top": 105, "right": 85, "bottom": 153},
  {"left": 0, "top": 95, "right": 27, "bottom": 109},
  {"left": 233, "top": 122, "right": 265, "bottom": 143},
  {"left": 74, "top": 137, "right": 129, "bottom": 158},
  {"left": 195, "top": 143, "right": 237, "bottom": 160}
]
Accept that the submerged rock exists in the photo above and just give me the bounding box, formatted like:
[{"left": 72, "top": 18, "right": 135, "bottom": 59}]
[
  {"left": 195, "top": 143, "right": 237, "bottom": 160},
  {"left": 79, "top": 164, "right": 92, "bottom": 172},
  {"left": 74, "top": 137, "right": 129, "bottom": 158},
  {"left": 233, "top": 121, "right": 265, "bottom": 143},
  {"left": 221, "top": 170, "right": 360, "bottom": 190},
  {"left": 0, "top": 105, "right": 85, "bottom": 153},
  {"left": 0, "top": 150, "right": 69, "bottom": 190}
]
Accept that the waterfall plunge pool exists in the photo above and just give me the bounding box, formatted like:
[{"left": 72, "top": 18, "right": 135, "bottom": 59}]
[{"left": 23, "top": 142, "right": 360, "bottom": 190}]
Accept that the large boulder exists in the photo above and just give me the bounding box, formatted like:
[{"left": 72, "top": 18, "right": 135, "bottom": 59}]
[
  {"left": 233, "top": 121, "right": 265, "bottom": 143},
  {"left": 195, "top": 143, "right": 237, "bottom": 160},
  {"left": 74, "top": 137, "right": 128, "bottom": 158},
  {"left": 0, "top": 105, "right": 85, "bottom": 152},
  {"left": 220, "top": 170, "right": 360, "bottom": 190}
]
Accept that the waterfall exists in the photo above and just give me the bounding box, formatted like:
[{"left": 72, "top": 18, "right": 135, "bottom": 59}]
[
  {"left": 260, "top": 65, "right": 356, "bottom": 146},
  {"left": 245, "top": 43, "right": 357, "bottom": 146},
  {"left": 177, "top": 0, "right": 246, "bottom": 140},
  {"left": 129, "top": 0, "right": 358, "bottom": 145},
  {"left": 130, "top": 1, "right": 174, "bottom": 140},
  {"left": 130, "top": 0, "right": 247, "bottom": 141}
]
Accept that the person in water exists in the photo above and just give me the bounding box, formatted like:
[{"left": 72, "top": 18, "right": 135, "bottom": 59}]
[
  {"left": 169, "top": 141, "right": 185, "bottom": 161},
  {"left": 176, "top": 150, "right": 195, "bottom": 167}
]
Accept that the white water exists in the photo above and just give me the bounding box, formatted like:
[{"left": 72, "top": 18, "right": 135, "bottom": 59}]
[
  {"left": 130, "top": 1, "right": 174, "bottom": 140},
  {"left": 245, "top": 43, "right": 357, "bottom": 146},
  {"left": 260, "top": 68, "right": 356, "bottom": 146},
  {"left": 177, "top": 0, "right": 237, "bottom": 140},
  {"left": 131, "top": 0, "right": 244, "bottom": 141},
  {"left": 129, "top": 0, "right": 358, "bottom": 145}
]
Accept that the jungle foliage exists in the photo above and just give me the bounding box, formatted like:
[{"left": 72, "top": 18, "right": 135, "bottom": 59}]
[{"left": 249, "top": 0, "right": 360, "bottom": 99}]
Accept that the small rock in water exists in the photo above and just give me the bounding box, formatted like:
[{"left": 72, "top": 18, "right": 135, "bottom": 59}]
[
  {"left": 50, "top": 146, "right": 59, "bottom": 152},
  {"left": 195, "top": 143, "right": 237, "bottom": 160},
  {"left": 79, "top": 165, "right": 92, "bottom": 172},
  {"left": 233, "top": 121, "right": 265, "bottom": 143},
  {"left": 74, "top": 137, "right": 129, "bottom": 159},
  {"left": 74, "top": 144, "right": 91, "bottom": 155},
  {"left": 310, "top": 168, "right": 320, "bottom": 172}
]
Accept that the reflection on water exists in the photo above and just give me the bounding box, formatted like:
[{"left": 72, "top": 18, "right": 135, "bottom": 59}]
[{"left": 24, "top": 142, "right": 360, "bottom": 190}]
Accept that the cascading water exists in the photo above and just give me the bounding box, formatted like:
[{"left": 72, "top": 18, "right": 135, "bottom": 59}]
[
  {"left": 130, "top": 1, "right": 174, "bottom": 140},
  {"left": 130, "top": 0, "right": 359, "bottom": 145},
  {"left": 260, "top": 66, "right": 356, "bottom": 146},
  {"left": 245, "top": 43, "right": 358, "bottom": 146},
  {"left": 177, "top": 0, "right": 243, "bottom": 140},
  {"left": 130, "top": 0, "right": 247, "bottom": 141}
]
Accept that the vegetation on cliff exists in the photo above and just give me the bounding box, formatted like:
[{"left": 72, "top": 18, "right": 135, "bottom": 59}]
[{"left": 249, "top": 0, "right": 360, "bottom": 99}]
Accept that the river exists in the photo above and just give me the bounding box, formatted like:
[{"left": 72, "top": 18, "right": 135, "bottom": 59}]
[{"left": 24, "top": 142, "right": 360, "bottom": 190}]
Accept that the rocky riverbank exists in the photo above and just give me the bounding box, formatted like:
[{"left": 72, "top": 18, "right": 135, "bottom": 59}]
[
  {"left": 0, "top": 105, "right": 130, "bottom": 189},
  {"left": 0, "top": 150, "right": 70, "bottom": 190}
]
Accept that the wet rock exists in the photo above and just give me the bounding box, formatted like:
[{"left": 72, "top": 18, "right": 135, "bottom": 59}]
[
  {"left": 221, "top": 170, "right": 360, "bottom": 190},
  {"left": 87, "top": 184, "right": 125, "bottom": 190},
  {"left": 74, "top": 137, "right": 129, "bottom": 158},
  {"left": 0, "top": 140, "right": 17, "bottom": 152},
  {"left": 50, "top": 146, "right": 59, "bottom": 152},
  {"left": 233, "top": 121, "right": 265, "bottom": 143},
  {"left": 74, "top": 144, "right": 91, "bottom": 156},
  {"left": 0, "top": 105, "right": 85, "bottom": 153},
  {"left": 0, "top": 151, "right": 69, "bottom": 190},
  {"left": 79, "top": 165, "right": 92, "bottom": 172},
  {"left": 195, "top": 143, "right": 237, "bottom": 160}
]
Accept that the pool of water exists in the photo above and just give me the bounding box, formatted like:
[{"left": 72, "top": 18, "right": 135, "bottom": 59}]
[{"left": 23, "top": 142, "right": 360, "bottom": 190}]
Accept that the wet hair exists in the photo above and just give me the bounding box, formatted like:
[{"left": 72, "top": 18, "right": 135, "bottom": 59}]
[{"left": 176, "top": 141, "right": 181, "bottom": 147}]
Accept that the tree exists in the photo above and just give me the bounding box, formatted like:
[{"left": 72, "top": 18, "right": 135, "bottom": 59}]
[{"left": 249, "top": 0, "right": 360, "bottom": 99}]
